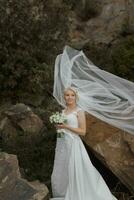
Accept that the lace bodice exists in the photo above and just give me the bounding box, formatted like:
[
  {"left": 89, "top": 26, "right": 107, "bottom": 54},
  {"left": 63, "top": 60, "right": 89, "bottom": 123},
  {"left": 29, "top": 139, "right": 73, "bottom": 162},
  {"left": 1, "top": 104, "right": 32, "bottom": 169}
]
[{"left": 62, "top": 107, "right": 82, "bottom": 129}]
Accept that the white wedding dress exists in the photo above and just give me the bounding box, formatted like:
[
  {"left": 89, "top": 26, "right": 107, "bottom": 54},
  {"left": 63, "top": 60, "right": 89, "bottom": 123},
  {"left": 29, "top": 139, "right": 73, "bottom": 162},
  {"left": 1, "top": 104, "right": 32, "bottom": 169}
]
[{"left": 50, "top": 108, "right": 117, "bottom": 200}]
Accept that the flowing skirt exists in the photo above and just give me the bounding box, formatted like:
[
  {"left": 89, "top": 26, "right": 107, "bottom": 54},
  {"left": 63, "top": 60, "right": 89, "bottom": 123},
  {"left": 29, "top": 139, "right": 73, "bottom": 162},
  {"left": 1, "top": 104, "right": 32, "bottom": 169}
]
[{"left": 51, "top": 131, "right": 117, "bottom": 200}]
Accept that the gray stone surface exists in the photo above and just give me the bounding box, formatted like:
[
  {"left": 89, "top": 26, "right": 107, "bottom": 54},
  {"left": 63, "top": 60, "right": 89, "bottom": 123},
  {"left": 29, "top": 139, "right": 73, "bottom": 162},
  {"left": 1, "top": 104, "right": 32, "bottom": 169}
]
[
  {"left": 69, "top": 0, "right": 134, "bottom": 46},
  {"left": 0, "top": 103, "right": 43, "bottom": 144},
  {"left": 0, "top": 152, "right": 49, "bottom": 200}
]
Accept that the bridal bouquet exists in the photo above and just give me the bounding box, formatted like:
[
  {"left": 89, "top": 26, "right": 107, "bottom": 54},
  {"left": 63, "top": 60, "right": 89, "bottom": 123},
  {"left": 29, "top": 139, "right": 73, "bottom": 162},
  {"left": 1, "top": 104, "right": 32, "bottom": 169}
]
[{"left": 49, "top": 112, "right": 67, "bottom": 138}]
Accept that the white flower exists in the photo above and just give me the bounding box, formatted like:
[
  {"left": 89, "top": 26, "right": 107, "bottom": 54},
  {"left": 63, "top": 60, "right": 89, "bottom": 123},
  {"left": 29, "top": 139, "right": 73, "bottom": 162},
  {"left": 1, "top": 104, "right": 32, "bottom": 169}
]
[
  {"left": 49, "top": 112, "right": 67, "bottom": 124},
  {"left": 49, "top": 111, "right": 67, "bottom": 138}
]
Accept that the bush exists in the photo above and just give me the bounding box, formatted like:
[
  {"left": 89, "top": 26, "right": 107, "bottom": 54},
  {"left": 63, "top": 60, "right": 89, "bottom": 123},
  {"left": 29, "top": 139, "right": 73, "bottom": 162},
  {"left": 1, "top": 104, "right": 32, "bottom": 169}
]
[
  {"left": 84, "top": 36, "right": 134, "bottom": 82},
  {"left": 0, "top": 0, "right": 69, "bottom": 100},
  {"left": 111, "top": 37, "right": 134, "bottom": 81}
]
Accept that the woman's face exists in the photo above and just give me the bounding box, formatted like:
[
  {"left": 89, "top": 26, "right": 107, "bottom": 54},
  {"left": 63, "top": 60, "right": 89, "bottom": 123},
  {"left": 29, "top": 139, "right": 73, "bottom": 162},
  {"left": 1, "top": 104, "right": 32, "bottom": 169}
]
[{"left": 64, "top": 89, "right": 76, "bottom": 106}]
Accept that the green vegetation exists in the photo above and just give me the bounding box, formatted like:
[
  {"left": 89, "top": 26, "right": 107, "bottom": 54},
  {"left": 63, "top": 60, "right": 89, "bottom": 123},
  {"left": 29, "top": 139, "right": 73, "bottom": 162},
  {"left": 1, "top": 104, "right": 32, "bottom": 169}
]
[
  {"left": 111, "top": 37, "right": 134, "bottom": 81},
  {"left": 0, "top": 0, "right": 69, "bottom": 103},
  {"left": 84, "top": 36, "right": 134, "bottom": 82}
]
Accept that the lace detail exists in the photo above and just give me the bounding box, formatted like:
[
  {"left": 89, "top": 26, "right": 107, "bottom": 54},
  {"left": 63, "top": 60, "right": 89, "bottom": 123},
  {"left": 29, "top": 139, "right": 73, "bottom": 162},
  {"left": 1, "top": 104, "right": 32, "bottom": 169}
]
[{"left": 62, "top": 107, "right": 82, "bottom": 115}]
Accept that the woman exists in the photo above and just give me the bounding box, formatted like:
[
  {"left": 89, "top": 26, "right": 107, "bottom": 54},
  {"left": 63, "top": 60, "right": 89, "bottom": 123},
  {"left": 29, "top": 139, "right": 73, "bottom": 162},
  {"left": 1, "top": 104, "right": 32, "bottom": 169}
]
[{"left": 50, "top": 87, "right": 117, "bottom": 200}]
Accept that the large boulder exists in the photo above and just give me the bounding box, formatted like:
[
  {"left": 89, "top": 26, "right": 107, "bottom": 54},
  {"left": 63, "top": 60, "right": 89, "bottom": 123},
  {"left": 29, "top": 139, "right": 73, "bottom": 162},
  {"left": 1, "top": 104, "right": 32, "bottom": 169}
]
[
  {"left": 0, "top": 152, "right": 49, "bottom": 200},
  {"left": 82, "top": 113, "right": 134, "bottom": 193},
  {"left": 0, "top": 103, "right": 43, "bottom": 145},
  {"left": 0, "top": 103, "right": 55, "bottom": 193}
]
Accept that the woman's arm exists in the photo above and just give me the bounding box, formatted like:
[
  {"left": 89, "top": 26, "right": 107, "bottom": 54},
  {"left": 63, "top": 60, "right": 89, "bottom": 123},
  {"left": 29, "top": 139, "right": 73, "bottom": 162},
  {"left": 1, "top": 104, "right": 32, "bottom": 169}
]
[{"left": 57, "top": 110, "right": 86, "bottom": 136}]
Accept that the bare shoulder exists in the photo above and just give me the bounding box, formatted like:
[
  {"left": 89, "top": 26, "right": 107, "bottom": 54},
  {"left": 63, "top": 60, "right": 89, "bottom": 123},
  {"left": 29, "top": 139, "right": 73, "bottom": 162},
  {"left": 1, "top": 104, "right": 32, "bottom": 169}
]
[
  {"left": 77, "top": 108, "right": 85, "bottom": 118},
  {"left": 77, "top": 108, "right": 86, "bottom": 131},
  {"left": 77, "top": 108, "right": 85, "bottom": 114}
]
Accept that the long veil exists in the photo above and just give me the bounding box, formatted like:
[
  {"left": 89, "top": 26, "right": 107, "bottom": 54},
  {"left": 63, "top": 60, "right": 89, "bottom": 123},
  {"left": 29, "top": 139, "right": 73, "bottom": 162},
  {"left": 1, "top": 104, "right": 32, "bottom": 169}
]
[{"left": 53, "top": 45, "right": 134, "bottom": 135}]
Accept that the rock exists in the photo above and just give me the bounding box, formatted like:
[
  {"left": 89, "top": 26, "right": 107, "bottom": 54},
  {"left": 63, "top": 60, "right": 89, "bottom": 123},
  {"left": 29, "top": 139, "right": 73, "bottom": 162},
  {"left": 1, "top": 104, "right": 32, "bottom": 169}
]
[
  {"left": 75, "top": 0, "right": 102, "bottom": 19},
  {"left": 128, "top": 0, "right": 134, "bottom": 33},
  {"left": 81, "top": 113, "right": 134, "bottom": 192},
  {"left": 0, "top": 103, "right": 43, "bottom": 144},
  {"left": 0, "top": 103, "right": 54, "bottom": 196},
  {"left": 0, "top": 152, "right": 49, "bottom": 200},
  {"left": 124, "top": 133, "right": 134, "bottom": 154},
  {"left": 69, "top": 0, "right": 134, "bottom": 46}
]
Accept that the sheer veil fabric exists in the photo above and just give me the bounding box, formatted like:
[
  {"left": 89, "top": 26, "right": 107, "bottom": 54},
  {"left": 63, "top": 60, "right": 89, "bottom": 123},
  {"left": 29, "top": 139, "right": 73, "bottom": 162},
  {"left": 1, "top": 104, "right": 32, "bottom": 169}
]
[{"left": 53, "top": 45, "right": 134, "bottom": 135}]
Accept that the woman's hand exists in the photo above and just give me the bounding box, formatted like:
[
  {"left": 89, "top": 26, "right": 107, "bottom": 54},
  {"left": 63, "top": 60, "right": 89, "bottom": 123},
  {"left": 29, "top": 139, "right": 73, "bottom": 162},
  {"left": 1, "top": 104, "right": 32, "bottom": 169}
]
[
  {"left": 55, "top": 110, "right": 86, "bottom": 136},
  {"left": 56, "top": 111, "right": 86, "bottom": 136},
  {"left": 55, "top": 123, "right": 68, "bottom": 129}
]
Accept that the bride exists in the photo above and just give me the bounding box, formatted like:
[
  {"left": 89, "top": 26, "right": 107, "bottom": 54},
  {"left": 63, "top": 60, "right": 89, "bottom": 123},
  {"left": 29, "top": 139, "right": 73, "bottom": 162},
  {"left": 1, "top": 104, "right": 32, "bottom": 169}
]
[
  {"left": 50, "top": 87, "right": 117, "bottom": 200},
  {"left": 50, "top": 44, "right": 134, "bottom": 199}
]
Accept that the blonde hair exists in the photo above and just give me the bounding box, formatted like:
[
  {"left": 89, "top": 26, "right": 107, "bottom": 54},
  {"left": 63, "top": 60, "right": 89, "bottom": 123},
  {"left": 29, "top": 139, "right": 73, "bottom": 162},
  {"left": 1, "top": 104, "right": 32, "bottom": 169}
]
[{"left": 64, "top": 87, "right": 79, "bottom": 101}]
